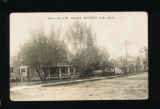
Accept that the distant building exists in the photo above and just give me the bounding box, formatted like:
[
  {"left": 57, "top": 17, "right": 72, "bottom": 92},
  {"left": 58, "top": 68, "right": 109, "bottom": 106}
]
[{"left": 117, "top": 55, "right": 142, "bottom": 73}]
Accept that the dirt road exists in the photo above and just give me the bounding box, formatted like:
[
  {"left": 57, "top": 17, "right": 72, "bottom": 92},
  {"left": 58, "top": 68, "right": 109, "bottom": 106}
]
[{"left": 10, "top": 73, "right": 148, "bottom": 101}]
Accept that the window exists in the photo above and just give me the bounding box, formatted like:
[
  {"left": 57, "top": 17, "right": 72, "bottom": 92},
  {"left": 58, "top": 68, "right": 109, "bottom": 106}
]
[
  {"left": 61, "top": 67, "right": 65, "bottom": 73},
  {"left": 70, "top": 68, "right": 73, "bottom": 72},
  {"left": 21, "top": 68, "right": 25, "bottom": 72}
]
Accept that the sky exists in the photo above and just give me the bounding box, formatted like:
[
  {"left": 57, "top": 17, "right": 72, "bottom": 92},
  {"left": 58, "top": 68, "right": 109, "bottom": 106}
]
[{"left": 10, "top": 12, "right": 148, "bottom": 59}]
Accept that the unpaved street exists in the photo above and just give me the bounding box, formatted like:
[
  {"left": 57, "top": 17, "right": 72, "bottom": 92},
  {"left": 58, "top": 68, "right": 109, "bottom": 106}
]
[{"left": 10, "top": 73, "right": 148, "bottom": 101}]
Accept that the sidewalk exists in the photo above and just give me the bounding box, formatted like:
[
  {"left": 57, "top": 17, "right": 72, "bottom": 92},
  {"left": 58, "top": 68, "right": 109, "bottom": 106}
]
[
  {"left": 10, "top": 77, "right": 106, "bottom": 91},
  {"left": 10, "top": 72, "right": 147, "bottom": 92},
  {"left": 41, "top": 77, "right": 106, "bottom": 87}
]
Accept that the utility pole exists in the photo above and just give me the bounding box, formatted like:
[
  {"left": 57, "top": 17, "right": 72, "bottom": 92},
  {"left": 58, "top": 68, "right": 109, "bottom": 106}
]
[{"left": 121, "top": 41, "right": 132, "bottom": 74}]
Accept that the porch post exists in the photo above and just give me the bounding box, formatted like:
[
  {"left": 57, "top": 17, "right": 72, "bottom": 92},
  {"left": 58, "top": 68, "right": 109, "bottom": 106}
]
[
  {"left": 59, "top": 67, "right": 62, "bottom": 79},
  {"left": 48, "top": 70, "right": 50, "bottom": 79},
  {"left": 20, "top": 68, "right": 23, "bottom": 81},
  {"left": 68, "top": 67, "right": 70, "bottom": 75},
  {"left": 73, "top": 68, "right": 76, "bottom": 78}
]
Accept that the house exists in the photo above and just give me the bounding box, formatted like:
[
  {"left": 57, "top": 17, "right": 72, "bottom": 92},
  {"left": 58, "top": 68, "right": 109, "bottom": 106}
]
[
  {"left": 117, "top": 55, "right": 142, "bottom": 73},
  {"left": 10, "top": 63, "right": 80, "bottom": 81},
  {"left": 40, "top": 63, "right": 80, "bottom": 80}
]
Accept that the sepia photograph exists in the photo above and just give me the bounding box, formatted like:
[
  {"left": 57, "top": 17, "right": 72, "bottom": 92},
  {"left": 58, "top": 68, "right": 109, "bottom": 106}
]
[{"left": 10, "top": 12, "right": 148, "bottom": 101}]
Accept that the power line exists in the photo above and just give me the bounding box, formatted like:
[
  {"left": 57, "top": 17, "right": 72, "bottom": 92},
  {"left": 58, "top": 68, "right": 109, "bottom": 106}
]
[{"left": 121, "top": 41, "right": 132, "bottom": 74}]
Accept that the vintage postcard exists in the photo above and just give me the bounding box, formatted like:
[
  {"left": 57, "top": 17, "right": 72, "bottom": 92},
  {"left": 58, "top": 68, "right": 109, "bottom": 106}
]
[{"left": 10, "top": 12, "right": 148, "bottom": 101}]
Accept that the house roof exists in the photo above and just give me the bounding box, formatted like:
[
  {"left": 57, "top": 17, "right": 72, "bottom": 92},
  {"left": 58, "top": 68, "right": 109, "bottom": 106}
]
[
  {"left": 97, "top": 46, "right": 109, "bottom": 57},
  {"left": 127, "top": 56, "right": 137, "bottom": 61},
  {"left": 117, "top": 56, "right": 139, "bottom": 62},
  {"left": 49, "top": 63, "right": 71, "bottom": 67}
]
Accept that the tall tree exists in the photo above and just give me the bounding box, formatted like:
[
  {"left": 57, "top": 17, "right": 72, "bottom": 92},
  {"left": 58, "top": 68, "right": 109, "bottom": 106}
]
[
  {"left": 47, "top": 25, "right": 68, "bottom": 78},
  {"left": 96, "top": 46, "right": 110, "bottom": 71},
  {"left": 17, "top": 25, "right": 69, "bottom": 83},
  {"left": 66, "top": 20, "right": 97, "bottom": 76}
]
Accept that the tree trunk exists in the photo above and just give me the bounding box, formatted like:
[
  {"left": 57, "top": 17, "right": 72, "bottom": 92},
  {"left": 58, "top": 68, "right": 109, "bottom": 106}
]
[
  {"left": 48, "top": 63, "right": 51, "bottom": 80},
  {"left": 35, "top": 65, "right": 43, "bottom": 82},
  {"left": 42, "top": 64, "right": 47, "bottom": 83}
]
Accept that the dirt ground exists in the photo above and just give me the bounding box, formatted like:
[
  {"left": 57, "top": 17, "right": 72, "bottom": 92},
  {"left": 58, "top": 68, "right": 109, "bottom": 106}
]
[{"left": 10, "top": 73, "right": 148, "bottom": 101}]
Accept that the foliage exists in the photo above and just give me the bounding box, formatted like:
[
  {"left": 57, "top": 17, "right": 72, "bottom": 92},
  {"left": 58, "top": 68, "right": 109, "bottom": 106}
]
[
  {"left": 117, "top": 57, "right": 126, "bottom": 74},
  {"left": 66, "top": 20, "right": 111, "bottom": 76},
  {"left": 139, "top": 46, "right": 148, "bottom": 71},
  {"left": 14, "top": 20, "right": 114, "bottom": 80},
  {"left": 15, "top": 25, "right": 68, "bottom": 83},
  {"left": 66, "top": 20, "right": 99, "bottom": 76},
  {"left": 97, "top": 46, "right": 110, "bottom": 71}
]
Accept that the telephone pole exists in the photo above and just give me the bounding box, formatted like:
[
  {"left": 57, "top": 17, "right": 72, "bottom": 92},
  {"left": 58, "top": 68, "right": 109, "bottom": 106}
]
[{"left": 121, "top": 41, "right": 132, "bottom": 74}]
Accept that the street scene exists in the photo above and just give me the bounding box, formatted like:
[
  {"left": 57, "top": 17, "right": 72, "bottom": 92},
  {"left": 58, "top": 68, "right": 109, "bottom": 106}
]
[{"left": 10, "top": 12, "right": 148, "bottom": 101}]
